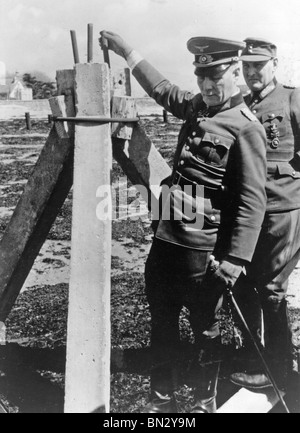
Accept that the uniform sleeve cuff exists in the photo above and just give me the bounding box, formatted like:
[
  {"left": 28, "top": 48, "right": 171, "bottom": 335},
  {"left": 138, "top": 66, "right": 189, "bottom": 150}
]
[{"left": 126, "top": 50, "right": 144, "bottom": 70}]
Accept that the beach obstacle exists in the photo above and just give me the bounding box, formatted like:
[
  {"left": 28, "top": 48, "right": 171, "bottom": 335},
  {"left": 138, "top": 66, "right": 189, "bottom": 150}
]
[
  {"left": 0, "top": 24, "right": 291, "bottom": 414},
  {"left": 0, "top": 24, "right": 170, "bottom": 413}
]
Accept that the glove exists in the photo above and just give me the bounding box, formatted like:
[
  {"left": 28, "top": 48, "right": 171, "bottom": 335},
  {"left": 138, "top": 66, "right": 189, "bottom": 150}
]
[
  {"left": 205, "top": 256, "right": 244, "bottom": 296},
  {"left": 99, "top": 30, "right": 133, "bottom": 60}
]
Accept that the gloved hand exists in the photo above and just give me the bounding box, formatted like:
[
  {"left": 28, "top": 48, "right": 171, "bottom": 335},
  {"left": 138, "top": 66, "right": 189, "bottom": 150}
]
[
  {"left": 205, "top": 256, "right": 244, "bottom": 295},
  {"left": 99, "top": 30, "right": 133, "bottom": 60}
]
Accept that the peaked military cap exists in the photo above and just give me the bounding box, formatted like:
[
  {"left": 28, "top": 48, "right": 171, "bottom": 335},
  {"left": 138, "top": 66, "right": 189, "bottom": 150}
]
[
  {"left": 241, "top": 38, "right": 277, "bottom": 62},
  {"left": 187, "top": 37, "right": 245, "bottom": 68}
]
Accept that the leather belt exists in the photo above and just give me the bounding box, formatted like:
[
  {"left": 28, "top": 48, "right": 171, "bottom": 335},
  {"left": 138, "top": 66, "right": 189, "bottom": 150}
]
[
  {"left": 172, "top": 171, "right": 226, "bottom": 196},
  {"left": 266, "top": 150, "right": 294, "bottom": 162}
]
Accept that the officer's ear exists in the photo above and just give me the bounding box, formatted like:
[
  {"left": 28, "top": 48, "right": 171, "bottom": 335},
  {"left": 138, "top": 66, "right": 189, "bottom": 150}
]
[{"left": 272, "top": 57, "right": 279, "bottom": 71}]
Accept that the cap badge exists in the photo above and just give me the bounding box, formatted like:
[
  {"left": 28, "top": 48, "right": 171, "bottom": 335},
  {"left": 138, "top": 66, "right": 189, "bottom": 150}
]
[
  {"left": 200, "top": 54, "right": 213, "bottom": 64},
  {"left": 195, "top": 45, "right": 210, "bottom": 53}
]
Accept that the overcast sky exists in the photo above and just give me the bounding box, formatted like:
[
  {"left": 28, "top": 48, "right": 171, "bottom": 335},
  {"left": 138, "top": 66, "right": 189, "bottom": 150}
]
[{"left": 1, "top": 0, "right": 300, "bottom": 95}]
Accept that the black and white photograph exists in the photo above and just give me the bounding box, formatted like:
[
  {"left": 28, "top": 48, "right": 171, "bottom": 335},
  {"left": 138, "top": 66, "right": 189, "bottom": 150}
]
[{"left": 0, "top": 0, "right": 299, "bottom": 416}]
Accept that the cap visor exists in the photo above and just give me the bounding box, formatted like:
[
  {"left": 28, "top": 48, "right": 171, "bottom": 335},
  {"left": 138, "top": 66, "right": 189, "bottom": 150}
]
[
  {"left": 193, "top": 58, "right": 237, "bottom": 68},
  {"left": 240, "top": 54, "right": 273, "bottom": 62}
]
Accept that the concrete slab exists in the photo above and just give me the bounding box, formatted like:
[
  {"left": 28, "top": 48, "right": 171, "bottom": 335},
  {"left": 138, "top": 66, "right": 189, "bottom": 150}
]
[{"left": 218, "top": 387, "right": 285, "bottom": 414}]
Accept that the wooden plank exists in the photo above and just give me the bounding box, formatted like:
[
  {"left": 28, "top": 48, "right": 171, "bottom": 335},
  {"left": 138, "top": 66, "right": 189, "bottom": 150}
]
[
  {"left": 64, "top": 63, "right": 112, "bottom": 414},
  {"left": 217, "top": 387, "right": 285, "bottom": 414},
  {"left": 0, "top": 71, "right": 75, "bottom": 322},
  {"left": 112, "top": 68, "right": 131, "bottom": 96},
  {"left": 111, "top": 96, "right": 137, "bottom": 140},
  {"left": 111, "top": 67, "right": 171, "bottom": 209},
  {"left": 0, "top": 402, "right": 7, "bottom": 413},
  {"left": 113, "top": 123, "right": 172, "bottom": 209}
]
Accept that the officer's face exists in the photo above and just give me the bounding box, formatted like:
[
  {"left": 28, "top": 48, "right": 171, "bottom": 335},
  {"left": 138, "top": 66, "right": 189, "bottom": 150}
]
[
  {"left": 242, "top": 59, "right": 278, "bottom": 92},
  {"left": 196, "top": 64, "right": 239, "bottom": 107}
]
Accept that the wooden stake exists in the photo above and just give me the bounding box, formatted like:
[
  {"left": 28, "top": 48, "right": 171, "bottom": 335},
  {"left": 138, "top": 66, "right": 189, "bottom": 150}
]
[
  {"left": 102, "top": 37, "right": 111, "bottom": 68},
  {"left": 70, "top": 30, "right": 80, "bottom": 64},
  {"left": 87, "top": 23, "right": 93, "bottom": 63},
  {"left": 163, "top": 109, "right": 169, "bottom": 123},
  {"left": 25, "top": 112, "right": 31, "bottom": 130},
  {"left": 64, "top": 63, "right": 112, "bottom": 414}
]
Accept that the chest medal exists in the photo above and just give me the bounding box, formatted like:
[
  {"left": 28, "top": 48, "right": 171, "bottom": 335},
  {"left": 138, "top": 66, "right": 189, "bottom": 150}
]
[{"left": 269, "top": 123, "right": 280, "bottom": 149}]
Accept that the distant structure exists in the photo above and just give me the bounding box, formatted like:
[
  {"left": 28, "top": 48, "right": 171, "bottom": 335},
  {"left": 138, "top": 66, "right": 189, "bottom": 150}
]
[
  {"left": 0, "top": 68, "right": 33, "bottom": 101},
  {"left": 0, "top": 62, "right": 5, "bottom": 85},
  {"left": 9, "top": 72, "right": 33, "bottom": 100}
]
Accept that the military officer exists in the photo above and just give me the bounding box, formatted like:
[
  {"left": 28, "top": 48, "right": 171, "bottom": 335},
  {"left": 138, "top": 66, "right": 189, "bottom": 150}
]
[
  {"left": 100, "top": 31, "right": 267, "bottom": 413},
  {"left": 231, "top": 38, "right": 300, "bottom": 390}
]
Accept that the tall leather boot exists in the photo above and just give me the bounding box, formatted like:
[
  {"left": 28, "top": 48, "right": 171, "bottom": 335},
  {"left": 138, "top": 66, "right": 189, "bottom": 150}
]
[
  {"left": 231, "top": 298, "right": 293, "bottom": 390},
  {"left": 141, "top": 391, "right": 178, "bottom": 414},
  {"left": 141, "top": 365, "right": 178, "bottom": 413},
  {"left": 190, "top": 362, "right": 221, "bottom": 413}
]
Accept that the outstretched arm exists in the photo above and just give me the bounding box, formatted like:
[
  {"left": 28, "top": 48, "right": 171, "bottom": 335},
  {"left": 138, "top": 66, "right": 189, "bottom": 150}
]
[
  {"left": 99, "top": 30, "right": 134, "bottom": 60},
  {"left": 99, "top": 30, "right": 197, "bottom": 120}
]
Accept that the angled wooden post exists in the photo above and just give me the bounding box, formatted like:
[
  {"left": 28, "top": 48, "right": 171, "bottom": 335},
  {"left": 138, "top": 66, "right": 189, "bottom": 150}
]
[
  {"left": 111, "top": 70, "right": 172, "bottom": 206},
  {"left": 64, "top": 63, "right": 112, "bottom": 414},
  {"left": 0, "top": 71, "right": 75, "bottom": 321}
]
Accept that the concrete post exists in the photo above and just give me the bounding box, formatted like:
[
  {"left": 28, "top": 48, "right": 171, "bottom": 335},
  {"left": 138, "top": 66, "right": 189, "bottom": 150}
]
[{"left": 64, "top": 63, "right": 112, "bottom": 414}]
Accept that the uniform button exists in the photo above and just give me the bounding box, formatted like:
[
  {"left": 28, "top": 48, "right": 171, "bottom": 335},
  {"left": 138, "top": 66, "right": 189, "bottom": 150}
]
[
  {"left": 180, "top": 160, "right": 185, "bottom": 166},
  {"left": 214, "top": 138, "right": 220, "bottom": 144},
  {"left": 292, "top": 171, "right": 296, "bottom": 177},
  {"left": 185, "top": 146, "right": 190, "bottom": 151},
  {"left": 210, "top": 215, "right": 216, "bottom": 222},
  {"left": 253, "top": 110, "right": 257, "bottom": 114},
  {"left": 269, "top": 114, "right": 275, "bottom": 119},
  {"left": 192, "top": 132, "right": 197, "bottom": 136}
]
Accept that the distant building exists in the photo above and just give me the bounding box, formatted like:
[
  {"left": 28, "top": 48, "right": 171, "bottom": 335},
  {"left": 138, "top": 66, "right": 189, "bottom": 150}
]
[
  {"left": 0, "top": 61, "right": 5, "bottom": 85},
  {"left": 0, "top": 70, "right": 33, "bottom": 101}
]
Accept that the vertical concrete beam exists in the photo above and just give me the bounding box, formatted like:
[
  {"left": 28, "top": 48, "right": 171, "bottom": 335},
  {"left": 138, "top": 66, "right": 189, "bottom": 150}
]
[{"left": 64, "top": 63, "right": 112, "bottom": 414}]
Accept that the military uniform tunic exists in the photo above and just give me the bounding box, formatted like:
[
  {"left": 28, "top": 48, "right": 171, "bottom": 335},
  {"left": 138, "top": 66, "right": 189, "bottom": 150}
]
[
  {"left": 133, "top": 60, "right": 267, "bottom": 262},
  {"left": 244, "top": 79, "right": 300, "bottom": 212},
  {"left": 236, "top": 79, "right": 300, "bottom": 375},
  {"left": 131, "top": 59, "right": 267, "bottom": 395}
]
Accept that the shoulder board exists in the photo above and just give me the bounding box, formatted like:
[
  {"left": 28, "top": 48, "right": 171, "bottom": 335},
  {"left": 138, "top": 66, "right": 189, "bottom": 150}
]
[
  {"left": 283, "top": 85, "right": 296, "bottom": 90},
  {"left": 240, "top": 107, "right": 258, "bottom": 122}
]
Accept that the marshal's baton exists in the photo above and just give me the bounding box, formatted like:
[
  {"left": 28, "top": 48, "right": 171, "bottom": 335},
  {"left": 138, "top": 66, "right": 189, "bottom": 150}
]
[{"left": 209, "top": 256, "right": 290, "bottom": 414}]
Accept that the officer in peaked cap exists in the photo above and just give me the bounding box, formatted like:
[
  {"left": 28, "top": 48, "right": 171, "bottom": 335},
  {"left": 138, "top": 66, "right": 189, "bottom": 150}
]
[
  {"left": 188, "top": 36, "right": 243, "bottom": 67},
  {"left": 100, "top": 31, "right": 267, "bottom": 413},
  {"left": 230, "top": 38, "right": 300, "bottom": 391}
]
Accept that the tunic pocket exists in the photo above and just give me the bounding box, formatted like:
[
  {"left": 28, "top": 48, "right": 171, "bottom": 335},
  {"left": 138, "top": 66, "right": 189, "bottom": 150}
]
[
  {"left": 276, "top": 163, "right": 300, "bottom": 179},
  {"left": 194, "top": 131, "right": 233, "bottom": 168}
]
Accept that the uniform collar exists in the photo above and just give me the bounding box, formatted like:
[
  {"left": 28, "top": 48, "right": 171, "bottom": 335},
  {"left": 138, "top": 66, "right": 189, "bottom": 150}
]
[
  {"left": 252, "top": 77, "right": 278, "bottom": 101},
  {"left": 201, "top": 91, "right": 244, "bottom": 117}
]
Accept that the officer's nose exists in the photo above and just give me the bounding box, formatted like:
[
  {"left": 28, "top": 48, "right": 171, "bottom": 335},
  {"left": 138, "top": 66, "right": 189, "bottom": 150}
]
[
  {"left": 246, "top": 64, "right": 257, "bottom": 78},
  {"left": 202, "top": 76, "right": 215, "bottom": 91}
]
